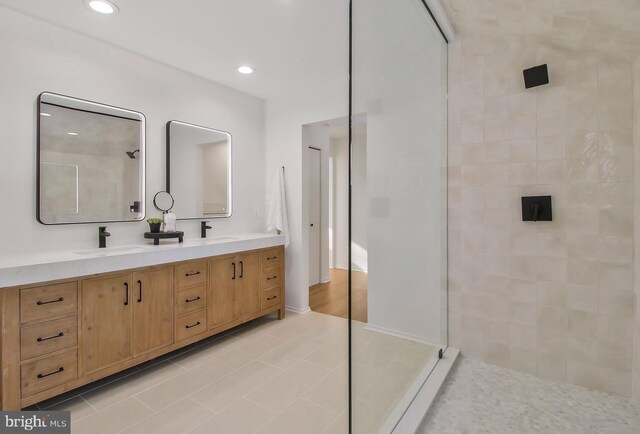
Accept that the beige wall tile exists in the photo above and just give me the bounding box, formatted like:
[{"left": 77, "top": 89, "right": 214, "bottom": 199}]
[
  {"left": 537, "top": 135, "right": 567, "bottom": 160},
  {"left": 448, "top": 37, "right": 636, "bottom": 398}
]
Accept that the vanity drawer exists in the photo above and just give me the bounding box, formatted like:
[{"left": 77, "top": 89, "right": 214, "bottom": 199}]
[
  {"left": 20, "top": 282, "right": 78, "bottom": 324},
  {"left": 21, "top": 350, "right": 78, "bottom": 397},
  {"left": 176, "top": 260, "right": 207, "bottom": 288},
  {"left": 176, "top": 285, "right": 207, "bottom": 316},
  {"left": 262, "top": 248, "right": 282, "bottom": 268},
  {"left": 176, "top": 309, "right": 207, "bottom": 341},
  {"left": 261, "top": 287, "right": 282, "bottom": 310},
  {"left": 262, "top": 267, "right": 281, "bottom": 289},
  {"left": 21, "top": 316, "right": 78, "bottom": 361}
]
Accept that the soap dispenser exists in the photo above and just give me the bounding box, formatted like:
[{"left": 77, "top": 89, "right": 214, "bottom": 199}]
[{"left": 163, "top": 211, "right": 177, "bottom": 232}]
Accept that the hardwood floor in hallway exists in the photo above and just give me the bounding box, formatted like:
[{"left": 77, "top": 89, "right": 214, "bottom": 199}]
[{"left": 309, "top": 268, "right": 368, "bottom": 323}]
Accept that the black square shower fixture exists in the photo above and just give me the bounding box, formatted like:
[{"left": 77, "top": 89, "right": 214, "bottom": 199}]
[
  {"left": 522, "top": 196, "right": 552, "bottom": 222},
  {"left": 523, "top": 64, "right": 549, "bottom": 89}
]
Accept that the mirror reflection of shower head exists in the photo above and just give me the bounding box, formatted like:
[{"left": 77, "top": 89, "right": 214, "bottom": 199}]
[{"left": 126, "top": 149, "right": 140, "bottom": 159}]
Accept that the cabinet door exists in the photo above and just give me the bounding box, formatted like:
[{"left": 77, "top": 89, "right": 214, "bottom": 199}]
[
  {"left": 81, "top": 273, "right": 132, "bottom": 374},
  {"left": 132, "top": 267, "right": 174, "bottom": 356},
  {"left": 234, "top": 252, "right": 261, "bottom": 318},
  {"left": 208, "top": 258, "right": 236, "bottom": 328}
]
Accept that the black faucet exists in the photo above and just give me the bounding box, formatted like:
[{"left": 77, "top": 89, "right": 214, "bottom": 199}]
[
  {"left": 98, "top": 226, "right": 111, "bottom": 248},
  {"left": 201, "top": 221, "right": 212, "bottom": 238}
]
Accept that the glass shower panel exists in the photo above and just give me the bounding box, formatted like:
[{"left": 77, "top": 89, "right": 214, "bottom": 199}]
[{"left": 350, "top": 0, "right": 448, "bottom": 432}]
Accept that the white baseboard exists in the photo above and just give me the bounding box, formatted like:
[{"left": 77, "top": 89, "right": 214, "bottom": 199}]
[
  {"left": 364, "top": 323, "right": 440, "bottom": 347},
  {"left": 392, "top": 347, "right": 459, "bottom": 434},
  {"left": 285, "top": 305, "right": 311, "bottom": 314}
]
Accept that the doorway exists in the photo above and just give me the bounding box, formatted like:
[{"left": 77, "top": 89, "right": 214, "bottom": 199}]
[{"left": 308, "top": 117, "right": 368, "bottom": 323}]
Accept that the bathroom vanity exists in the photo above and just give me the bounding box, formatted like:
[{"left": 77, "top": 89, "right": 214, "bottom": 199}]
[{"left": 0, "top": 234, "right": 285, "bottom": 410}]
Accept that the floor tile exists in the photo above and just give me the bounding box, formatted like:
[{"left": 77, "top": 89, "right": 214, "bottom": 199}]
[
  {"left": 190, "top": 360, "right": 282, "bottom": 413},
  {"left": 169, "top": 335, "right": 246, "bottom": 369},
  {"left": 71, "top": 397, "right": 154, "bottom": 434},
  {"left": 121, "top": 398, "right": 212, "bottom": 434},
  {"left": 258, "top": 334, "right": 325, "bottom": 370},
  {"left": 322, "top": 411, "right": 348, "bottom": 434},
  {"left": 212, "top": 334, "right": 287, "bottom": 369},
  {"left": 81, "top": 361, "right": 186, "bottom": 410},
  {"left": 188, "top": 398, "right": 274, "bottom": 434},
  {"left": 256, "top": 399, "right": 336, "bottom": 434},
  {"left": 304, "top": 363, "right": 349, "bottom": 416},
  {"left": 40, "top": 396, "right": 95, "bottom": 422},
  {"left": 135, "top": 360, "right": 233, "bottom": 411},
  {"left": 245, "top": 359, "right": 330, "bottom": 413},
  {"left": 419, "top": 358, "right": 640, "bottom": 434}
]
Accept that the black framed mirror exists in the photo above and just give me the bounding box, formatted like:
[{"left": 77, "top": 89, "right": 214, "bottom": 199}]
[
  {"left": 37, "top": 92, "right": 146, "bottom": 224},
  {"left": 166, "top": 120, "right": 232, "bottom": 220}
]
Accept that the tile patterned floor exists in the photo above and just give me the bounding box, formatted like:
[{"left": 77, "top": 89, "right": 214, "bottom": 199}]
[
  {"left": 32, "top": 311, "right": 436, "bottom": 434},
  {"left": 419, "top": 358, "right": 640, "bottom": 434}
]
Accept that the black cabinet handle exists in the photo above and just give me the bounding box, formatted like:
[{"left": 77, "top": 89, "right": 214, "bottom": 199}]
[
  {"left": 267, "top": 276, "right": 277, "bottom": 280},
  {"left": 37, "top": 367, "right": 64, "bottom": 379},
  {"left": 137, "top": 280, "right": 142, "bottom": 303},
  {"left": 37, "top": 297, "right": 64, "bottom": 306},
  {"left": 185, "top": 321, "right": 201, "bottom": 329},
  {"left": 267, "top": 295, "right": 278, "bottom": 301},
  {"left": 267, "top": 256, "right": 277, "bottom": 260},
  {"left": 36, "top": 332, "right": 64, "bottom": 342},
  {"left": 124, "top": 282, "right": 129, "bottom": 306},
  {"left": 239, "top": 261, "right": 244, "bottom": 278},
  {"left": 185, "top": 296, "right": 201, "bottom": 303},
  {"left": 232, "top": 262, "right": 236, "bottom": 280},
  {"left": 185, "top": 271, "right": 201, "bottom": 277}
]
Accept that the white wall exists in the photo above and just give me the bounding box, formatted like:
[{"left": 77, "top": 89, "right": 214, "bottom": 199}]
[
  {"left": 353, "top": 0, "right": 448, "bottom": 344},
  {"left": 330, "top": 133, "right": 367, "bottom": 271},
  {"left": 0, "top": 8, "right": 265, "bottom": 255}
]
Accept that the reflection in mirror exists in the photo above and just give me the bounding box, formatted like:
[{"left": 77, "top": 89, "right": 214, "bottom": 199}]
[
  {"left": 167, "top": 121, "right": 232, "bottom": 219},
  {"left": 37, "top": 92, "right": 145, "bottom": 224}
]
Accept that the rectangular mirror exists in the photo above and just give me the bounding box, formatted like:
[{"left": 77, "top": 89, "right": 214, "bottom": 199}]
[
  {"left": 37, "top": 92, "right": 145, "bottom": 224},
  {"left": 166, "top": 121, "right": 232, "bottom": 219}
]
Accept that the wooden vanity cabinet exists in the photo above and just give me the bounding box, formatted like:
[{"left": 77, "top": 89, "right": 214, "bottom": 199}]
[
  {"left": 234, "top": 252, "right": 261, "bottom": 318},
  {"left": 81, "top": 273, "right": 133, "bottom": 374},
  {"left": 132, "top": 267, "right": 174, "bottom": 356},
  {"left": 0, "top": 245, "right": 285, "bottom": 410},
  {"left": 208, "top": 251, "right": 262, "bottom": 328},
  {"left": 82, "top": 266, "right": 174, "bottom": 374}
]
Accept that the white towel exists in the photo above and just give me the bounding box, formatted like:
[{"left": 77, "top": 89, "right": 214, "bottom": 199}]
[{"left": 267, "top": 167, "right": 290, "bottom": 247}]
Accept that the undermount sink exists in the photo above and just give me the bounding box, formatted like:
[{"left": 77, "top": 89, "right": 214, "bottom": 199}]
[{"left": 73, "top": 246, "right": 149, "bottom": 256}]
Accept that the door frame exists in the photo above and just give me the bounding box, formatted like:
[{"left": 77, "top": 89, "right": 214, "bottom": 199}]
[{"left": 308, "top": 146, "right": 322, "bottom": 287}]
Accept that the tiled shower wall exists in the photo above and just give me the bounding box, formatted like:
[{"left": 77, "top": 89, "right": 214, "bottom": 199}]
[{"left": 448, "top": 36, "right": 635, "bottom": 397}]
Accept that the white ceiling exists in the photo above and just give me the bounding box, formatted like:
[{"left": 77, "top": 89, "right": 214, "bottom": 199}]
[
  {"left": 442, "top": 0, "right": 640, "bottom": 59},
  {"left": 0, "top": 0, "right": 349, "bottom": 101}
]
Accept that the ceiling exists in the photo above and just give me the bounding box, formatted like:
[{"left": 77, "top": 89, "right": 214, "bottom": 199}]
[
  {"left": 0, "top": 0, "right": 349, "bottom": 101},
  {"left": 442, "top": 0, "right": 640, "bottom": 59}
]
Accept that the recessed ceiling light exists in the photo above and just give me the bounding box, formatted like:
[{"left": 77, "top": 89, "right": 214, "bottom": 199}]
[
  {"left": 40, "top": 113, "right": 51, "bottom": 117},
  {"left": 67, "top": 132, "right": 79, "bottom": 136},
  {"left": 84, "top": 0, "right": 119, "bottom": 15},
  {"left": 237, "top": 66, "right": 254, "bottom": 75}
]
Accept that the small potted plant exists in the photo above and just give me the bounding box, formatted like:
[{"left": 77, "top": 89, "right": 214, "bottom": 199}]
[{"left": 147, "top": 218, "right": 162, "bottom": 233}]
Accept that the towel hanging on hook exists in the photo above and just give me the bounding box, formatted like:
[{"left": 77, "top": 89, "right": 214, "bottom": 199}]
[{"left": 267, "top": 167, "right": 290, "bottom": 247}]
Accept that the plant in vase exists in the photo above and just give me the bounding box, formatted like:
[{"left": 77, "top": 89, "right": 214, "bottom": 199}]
[{"left": 147, "top": 218, "right": 162, "bottom": 233}]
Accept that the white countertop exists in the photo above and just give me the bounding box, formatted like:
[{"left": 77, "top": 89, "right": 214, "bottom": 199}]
[{"left": 0, "top": 233, "right": 285, "bottom": 287}]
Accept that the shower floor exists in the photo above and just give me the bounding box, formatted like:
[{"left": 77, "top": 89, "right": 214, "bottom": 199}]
[
  {"left": 27, "top": 311, "right": 439, "bottom": 433},
  {"left": 420, "top": 358, "right": 640, "bottom": 433}
]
